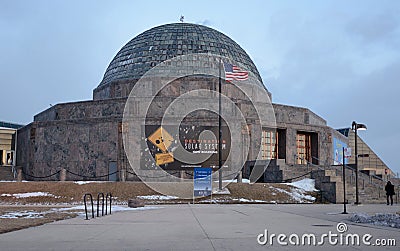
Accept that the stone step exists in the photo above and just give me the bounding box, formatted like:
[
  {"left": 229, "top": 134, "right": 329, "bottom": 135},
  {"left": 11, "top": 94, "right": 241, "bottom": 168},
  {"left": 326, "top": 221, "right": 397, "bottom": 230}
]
[{"left": 0, "top": 166, "right": 15, "bottom": 181}]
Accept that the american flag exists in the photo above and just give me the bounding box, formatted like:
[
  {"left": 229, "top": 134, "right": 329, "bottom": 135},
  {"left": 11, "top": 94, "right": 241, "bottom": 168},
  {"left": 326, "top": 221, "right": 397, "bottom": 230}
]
[{"left": 223, "top": 62, "right": 248, "bottom": 81}]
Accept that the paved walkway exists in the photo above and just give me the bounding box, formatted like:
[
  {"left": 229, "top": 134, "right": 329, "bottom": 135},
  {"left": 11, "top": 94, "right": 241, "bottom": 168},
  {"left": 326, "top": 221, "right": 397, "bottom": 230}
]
[{"left": 0, "top": 204, "right": 399, "bottom": 250}]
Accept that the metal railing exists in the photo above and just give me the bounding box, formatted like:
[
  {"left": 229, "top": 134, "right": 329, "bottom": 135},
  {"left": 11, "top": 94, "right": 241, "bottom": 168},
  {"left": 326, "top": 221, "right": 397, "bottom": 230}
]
[
  {"left": 293, "top": 154, "right": 327, "bottom": 172},
  {"left": 11, "top": 166, "right": 17, "bottom": 180},
  {"left": 294, "top": 154, "right": 386, "bottom": 183}
]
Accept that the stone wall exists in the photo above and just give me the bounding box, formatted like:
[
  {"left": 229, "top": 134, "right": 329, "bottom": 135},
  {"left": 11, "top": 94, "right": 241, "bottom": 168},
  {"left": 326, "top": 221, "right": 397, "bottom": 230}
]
[
  {"left": 34, "top": 99, "right": 126, "bottom": 122},
  {"left": 18, "top": 119, "right": 120, "bottom": 181},
  {"left": 273, "top": 103, "right": 326, "bottom": 126}
]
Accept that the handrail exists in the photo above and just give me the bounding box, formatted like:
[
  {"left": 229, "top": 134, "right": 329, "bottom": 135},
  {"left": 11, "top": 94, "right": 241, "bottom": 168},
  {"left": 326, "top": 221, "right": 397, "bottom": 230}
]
[
  {"left": 311, "top": 156, "right": 330, "bottom": 167},
  {"left": 105, "top": 192, "right": 112, "bottom": 215},
  {"left": 331, "top": 164, "right": 386, "bottom": 190},
  {"left": 283, "top": 171, "right": 313, "bottom": 183},
  {"left": 97, "top": 193, "right": 105, "bottom": 217},
  {"left": 294, "top": 154, "right": 387, "bottom": 183},
  {"left": 293, "top": 154, "right": 325, "bottom": 171},
  {"left": 83, "top": 193, "right": 94, "bottom": 220},
  {"left": 11, "top": 166, "right": 17, "bottom": 180}
]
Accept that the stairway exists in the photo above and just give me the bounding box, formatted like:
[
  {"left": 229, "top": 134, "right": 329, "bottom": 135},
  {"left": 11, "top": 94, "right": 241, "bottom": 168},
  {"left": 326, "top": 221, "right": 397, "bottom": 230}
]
[
  {"left": 251, "top": 159, "right": 399, "bottom": 204},
  {"left": 0, "top": 166, "right": 15, "bottom": 181},
  {"left": 273, "top": 159, "right": 397, "bottom": 204},
  {"left": 311, "top": 166, "right": 396, "bottom": 204}
]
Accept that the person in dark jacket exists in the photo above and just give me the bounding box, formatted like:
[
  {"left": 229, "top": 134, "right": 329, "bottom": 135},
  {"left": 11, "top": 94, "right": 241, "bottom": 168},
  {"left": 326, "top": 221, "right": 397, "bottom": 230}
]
[{"left": 385, "top": 181, "right": 395, "bottom": 205}]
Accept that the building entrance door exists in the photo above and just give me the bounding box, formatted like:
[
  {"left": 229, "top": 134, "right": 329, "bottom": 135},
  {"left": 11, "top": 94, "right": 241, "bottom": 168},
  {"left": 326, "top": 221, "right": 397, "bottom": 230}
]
[
  {"left": 296, "top": 133, "right": 311, "bottom": 164},
  {"left": 108, "top": 161, "right": 118, "bottom": 181}
]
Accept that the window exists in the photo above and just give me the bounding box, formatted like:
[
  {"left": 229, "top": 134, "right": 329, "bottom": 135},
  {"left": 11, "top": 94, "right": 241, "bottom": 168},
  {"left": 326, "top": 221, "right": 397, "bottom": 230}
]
[
  {"left": 296, "top": 133, "right": 311, "bottom": 164},
  {"left": 261, "top": 130, "right": 277, "bottom": 160}
]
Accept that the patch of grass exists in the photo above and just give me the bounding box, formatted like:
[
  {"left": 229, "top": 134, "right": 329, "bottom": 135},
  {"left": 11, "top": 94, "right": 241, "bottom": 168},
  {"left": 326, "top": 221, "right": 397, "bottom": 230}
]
[
  {"left": 0, "top": 181, "right": 156, "bottom": 204},
  {"left": 0, "top": 181, "right": 317, "bottom": 205}
]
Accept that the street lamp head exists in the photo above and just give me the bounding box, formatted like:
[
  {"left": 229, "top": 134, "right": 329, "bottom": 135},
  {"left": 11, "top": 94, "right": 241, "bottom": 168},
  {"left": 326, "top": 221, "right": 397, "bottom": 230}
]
[
  {"left": 356, "top": 123, "right": 367, "bottom": 131},
  {"left": 352, "top": 121, "right": 367, "bottom": 131}
]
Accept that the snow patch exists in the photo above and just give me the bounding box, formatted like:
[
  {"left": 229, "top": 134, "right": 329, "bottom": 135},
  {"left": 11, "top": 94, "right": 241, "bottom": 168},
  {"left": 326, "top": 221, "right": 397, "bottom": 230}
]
[
  {"left": 214, "top": 179, "right": 250, "bottom": 183},
  {"left": 59, "top": 205, "right": 161, "bottom": 212},
  {"left": 0, "top": 211, "right": 44, "bottom": 219},
  {"left": 349, "top": 213, "right": 400, "bottom": 229},
  {"left": 199, "top": 198, "right": 227, "bottom": 203},
  {"left": 0, "top": 180, "right": 29, "bottom": 182},
  {"left": 233, "top": 198, "right": 266, "bottom": 203},
  {"left": 272, "top": 187, "right": 315, "bottom": 203},
  {"left": 286, "top": 178, "right": 318, "bottom": 192},
  {"left": 1, "top": 192, "right": 59, "bottom": 198},
  {"left": 266, "top": 178, "right": 318, "bottom": 203},
  {"left": 74, "top": 181, "right": 106, "bottom": 185},
  {"left": 136, "top": 195, "right": 179, "bottom": 200}
]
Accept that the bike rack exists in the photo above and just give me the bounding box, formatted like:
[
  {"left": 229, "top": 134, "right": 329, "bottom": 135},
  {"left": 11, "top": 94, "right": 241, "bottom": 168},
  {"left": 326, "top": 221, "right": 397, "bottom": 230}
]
[
  {"left": 105, "top": 192, "right": 112, "bottom": 215},
  {"left": 97, "top": 193, "right": 105, "bottom": 217},
  {"left": 83, "top": 193, "right": 94, "bottom": 220},
  {"left": 83, "top": 192, "right": 112, "bottom": 219}
]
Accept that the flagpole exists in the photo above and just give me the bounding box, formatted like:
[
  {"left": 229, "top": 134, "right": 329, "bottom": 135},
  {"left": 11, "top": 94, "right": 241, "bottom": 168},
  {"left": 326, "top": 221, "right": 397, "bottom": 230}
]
[{"left": 218, "top": 58, "right": 223, "bottom": 191}]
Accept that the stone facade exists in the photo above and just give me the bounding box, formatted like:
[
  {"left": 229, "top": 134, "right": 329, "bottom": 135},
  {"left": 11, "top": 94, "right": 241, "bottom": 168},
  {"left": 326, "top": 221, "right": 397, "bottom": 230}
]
[{"left": 17, "top": 95, "right": 339, "bottom": 181}]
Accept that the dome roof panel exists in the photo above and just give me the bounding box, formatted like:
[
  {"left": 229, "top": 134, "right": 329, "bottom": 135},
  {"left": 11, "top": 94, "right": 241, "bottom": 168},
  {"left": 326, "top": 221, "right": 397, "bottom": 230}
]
[{"left": 99, "top": 23, "right": 262, "bottom": 87}]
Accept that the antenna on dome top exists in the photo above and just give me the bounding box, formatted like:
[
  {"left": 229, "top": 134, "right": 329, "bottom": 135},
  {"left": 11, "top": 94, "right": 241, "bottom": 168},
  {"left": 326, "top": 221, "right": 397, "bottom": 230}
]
[{"left": 180, "top": 15, "right": 184, "bottom": 22}]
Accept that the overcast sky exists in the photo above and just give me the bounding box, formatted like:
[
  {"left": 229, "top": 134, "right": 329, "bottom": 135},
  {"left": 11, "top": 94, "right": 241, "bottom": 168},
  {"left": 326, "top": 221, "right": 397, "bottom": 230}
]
[{"left": 1, "top": 0, "right": 399, "bottom": 175}]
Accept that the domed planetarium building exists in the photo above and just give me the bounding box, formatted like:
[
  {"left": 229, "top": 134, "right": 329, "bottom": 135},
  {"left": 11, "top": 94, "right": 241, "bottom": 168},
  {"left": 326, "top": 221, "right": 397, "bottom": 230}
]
[{"left": 16, "top": 23, "right": 393, "bottom": 197}]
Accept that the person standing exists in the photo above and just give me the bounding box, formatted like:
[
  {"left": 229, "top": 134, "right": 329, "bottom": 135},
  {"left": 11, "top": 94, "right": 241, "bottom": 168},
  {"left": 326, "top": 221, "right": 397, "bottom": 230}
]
[{"left": 385, "top": 181, "right": 395, "bottom": 205}]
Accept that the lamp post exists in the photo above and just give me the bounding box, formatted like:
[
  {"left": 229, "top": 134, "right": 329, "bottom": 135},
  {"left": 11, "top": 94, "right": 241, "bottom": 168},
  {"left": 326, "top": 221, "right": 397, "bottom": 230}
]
[
  {"left": 352, "top": 121, "right": 367, "bottom": 205},
  {"left": 342, "top": 147, "right": 347, "bottom": 214}
]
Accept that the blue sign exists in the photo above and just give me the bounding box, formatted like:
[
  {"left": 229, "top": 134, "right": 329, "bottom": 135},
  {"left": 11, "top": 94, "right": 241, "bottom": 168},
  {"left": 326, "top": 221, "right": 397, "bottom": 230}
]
[
  {"left": 333, "top": 137, "right": 348, "bottom": 165},
  {"left": 194, "top": 168, "right": 212, "bottom": 197}
]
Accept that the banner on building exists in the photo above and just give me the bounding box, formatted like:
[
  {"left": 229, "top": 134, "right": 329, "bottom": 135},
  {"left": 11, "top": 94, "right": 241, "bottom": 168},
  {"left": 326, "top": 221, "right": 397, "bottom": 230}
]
[
  {"left": 141, "top": 125, "right": 231, "bottom": 170},
  {"left": 333, "top": 137, "right": 348, "bottom": 165}
]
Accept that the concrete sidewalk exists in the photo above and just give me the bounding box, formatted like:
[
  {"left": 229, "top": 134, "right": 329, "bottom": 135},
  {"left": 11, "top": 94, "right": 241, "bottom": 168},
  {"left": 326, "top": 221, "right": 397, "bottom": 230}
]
[{"left": 0, "top": 204, "right": 399, "bottom": 250}]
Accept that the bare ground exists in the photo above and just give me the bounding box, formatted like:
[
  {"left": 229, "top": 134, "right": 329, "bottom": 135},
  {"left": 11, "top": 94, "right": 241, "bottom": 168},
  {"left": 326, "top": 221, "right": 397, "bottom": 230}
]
[
  {"left": 0, "top": 181, "right": 317, "bottom": 204},
  {"left": 0, "top": 205, "right": 78, "bottom": 234}
]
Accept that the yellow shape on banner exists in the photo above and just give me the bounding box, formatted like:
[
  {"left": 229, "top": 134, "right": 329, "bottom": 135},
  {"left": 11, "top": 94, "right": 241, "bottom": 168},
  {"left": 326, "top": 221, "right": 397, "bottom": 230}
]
[
  {"left": 155, "top": 152, "right": 174, "bottom": 165},
  {"left": 148, "top": 126, "right": 174, "bottom": 153}
]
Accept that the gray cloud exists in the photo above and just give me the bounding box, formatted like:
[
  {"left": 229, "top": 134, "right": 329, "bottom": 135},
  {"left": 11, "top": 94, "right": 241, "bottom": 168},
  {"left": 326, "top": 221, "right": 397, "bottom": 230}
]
[{"left": 346, "top": 11, "right": 399, "bottom": 45}]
